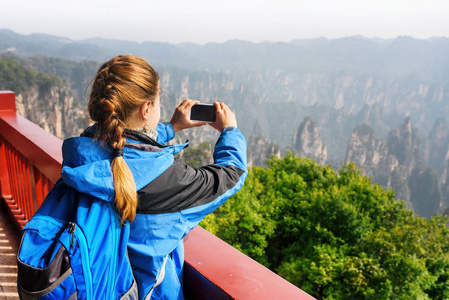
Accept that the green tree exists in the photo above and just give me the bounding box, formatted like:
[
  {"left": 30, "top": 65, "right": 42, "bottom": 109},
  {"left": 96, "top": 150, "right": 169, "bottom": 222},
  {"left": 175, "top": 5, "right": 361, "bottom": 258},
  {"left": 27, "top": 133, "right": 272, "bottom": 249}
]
[
  {"left": 200, "top": 153, "right": 449, "bottom": 299},
  {"left": 0, "top": 58, "right": 35, "bottom": 93}
]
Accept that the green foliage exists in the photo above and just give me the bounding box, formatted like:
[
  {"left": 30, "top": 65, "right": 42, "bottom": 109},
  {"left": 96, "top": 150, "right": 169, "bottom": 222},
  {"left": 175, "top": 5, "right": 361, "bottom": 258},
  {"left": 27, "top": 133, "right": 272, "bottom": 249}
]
[
  {"left": 0, "top": 57, "right": 62, "bottom": 97},
  {"left": 0, "top": 58, "right": 35, "bottom": 93},
  {"left": 182, "top": 143, "right": 214, "bottom": 168},
  {"left": 202, "top": 169, "right": 277, "bottom": 266},
  {"left": 2, "top": 54, "right": 99, "bottom": 102},
  {"left": 200, "top": 152, "right": 449, "bottom": 299}
]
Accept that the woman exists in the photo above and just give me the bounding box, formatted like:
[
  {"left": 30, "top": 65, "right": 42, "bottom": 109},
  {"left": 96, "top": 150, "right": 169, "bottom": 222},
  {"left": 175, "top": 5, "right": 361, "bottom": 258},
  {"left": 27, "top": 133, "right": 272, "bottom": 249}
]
[{"left": 63, "top": 55, "right": 247, "bottom": 299}]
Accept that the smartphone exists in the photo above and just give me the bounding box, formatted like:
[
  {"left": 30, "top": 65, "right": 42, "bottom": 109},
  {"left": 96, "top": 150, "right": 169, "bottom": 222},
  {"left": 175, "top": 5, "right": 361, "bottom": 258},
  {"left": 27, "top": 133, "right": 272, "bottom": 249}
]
[{"left": 190, "top": 103, "right": 216, "bottom": 122}]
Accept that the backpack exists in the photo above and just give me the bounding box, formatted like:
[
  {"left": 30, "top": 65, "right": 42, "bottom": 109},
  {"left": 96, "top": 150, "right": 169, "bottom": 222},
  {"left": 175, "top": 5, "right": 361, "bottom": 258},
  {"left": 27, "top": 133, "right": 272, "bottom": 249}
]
[{"left": 16, "top": 180, "right": 138, "bottom": 300}]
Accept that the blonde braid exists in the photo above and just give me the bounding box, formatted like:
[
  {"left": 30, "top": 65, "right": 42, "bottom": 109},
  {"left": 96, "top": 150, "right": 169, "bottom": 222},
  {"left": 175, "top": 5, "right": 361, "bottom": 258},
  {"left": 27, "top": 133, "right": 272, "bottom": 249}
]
[{"left": 88, "top": 55, "right": 159, "bottom": 225}]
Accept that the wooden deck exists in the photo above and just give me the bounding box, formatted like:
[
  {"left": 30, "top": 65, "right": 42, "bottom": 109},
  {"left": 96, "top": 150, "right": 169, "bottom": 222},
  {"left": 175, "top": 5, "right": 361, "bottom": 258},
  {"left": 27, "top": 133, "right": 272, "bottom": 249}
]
[{"left": 0, "top": 203, "right": 20, "bottom": 300}]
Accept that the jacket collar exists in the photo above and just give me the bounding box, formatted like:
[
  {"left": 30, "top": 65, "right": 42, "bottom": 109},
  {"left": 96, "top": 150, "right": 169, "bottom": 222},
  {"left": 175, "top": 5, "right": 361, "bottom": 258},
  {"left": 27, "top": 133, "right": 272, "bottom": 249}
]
[
  {"left": 80, "top": 124, "right": 188, "bottom": 155},
  {"left": 81, "top": 124, "right": 168, "bottom": 148}
]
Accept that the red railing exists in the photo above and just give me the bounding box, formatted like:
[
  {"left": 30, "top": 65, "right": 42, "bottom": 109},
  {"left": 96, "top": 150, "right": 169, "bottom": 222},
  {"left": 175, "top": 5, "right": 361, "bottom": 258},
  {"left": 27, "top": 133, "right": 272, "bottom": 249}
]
[
  {"left": 0, "top": 91, "right": 315, "bottom": 300},
  {"left": 0, "top": 91, "right": 62, "bottom": 228}
]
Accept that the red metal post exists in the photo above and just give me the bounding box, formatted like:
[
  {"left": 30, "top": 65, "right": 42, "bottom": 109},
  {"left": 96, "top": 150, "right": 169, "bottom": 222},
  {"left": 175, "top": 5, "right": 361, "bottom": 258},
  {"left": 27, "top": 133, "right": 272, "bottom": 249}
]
[
  {"left": 0, "top": 136, "right": 12, "bottom": 200},
  {"left": 33, "top": 167, "right": 45, "bottom": 207},
  {"left": 0, "top": 91, "right": 16, "bottom": 112},
  {"left": 0, "top": 91, "right": 15, "bottom": 200}
]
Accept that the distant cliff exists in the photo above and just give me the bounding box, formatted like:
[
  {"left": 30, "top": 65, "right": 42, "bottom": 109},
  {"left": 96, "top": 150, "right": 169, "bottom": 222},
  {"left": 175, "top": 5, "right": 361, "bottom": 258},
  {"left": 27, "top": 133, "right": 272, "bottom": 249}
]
[
  {"left": 345, "top": 118, "right": 445, "bottom": 218},
  {"left": 247, "top": 134, "right": 282, "bottom": 168},
  {"left": 346, "top": 124, "right": 398, "bottom": 186},
  {"left": 291, "top": 117, "right": 327, "bottom": 165}
]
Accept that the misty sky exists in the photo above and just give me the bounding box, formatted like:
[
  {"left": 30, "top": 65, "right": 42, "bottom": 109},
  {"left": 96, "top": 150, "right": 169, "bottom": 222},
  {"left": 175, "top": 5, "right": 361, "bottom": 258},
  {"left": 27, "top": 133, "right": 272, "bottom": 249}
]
[{"left": 1, "top": 0, "right": 448, "bottom": 44}]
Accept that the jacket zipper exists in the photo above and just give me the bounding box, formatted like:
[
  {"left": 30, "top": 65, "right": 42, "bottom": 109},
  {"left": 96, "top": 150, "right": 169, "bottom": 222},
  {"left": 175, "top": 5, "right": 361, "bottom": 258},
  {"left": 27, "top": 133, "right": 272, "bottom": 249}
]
[
  {"left": 68, "top": 222, "right": 93, "bottom": 300},
  {"left": 68, "top": 222, "right": 76, "bottom": 250},
  {"left": 108, "top": 204, "right": 119, "bottom": 299}
]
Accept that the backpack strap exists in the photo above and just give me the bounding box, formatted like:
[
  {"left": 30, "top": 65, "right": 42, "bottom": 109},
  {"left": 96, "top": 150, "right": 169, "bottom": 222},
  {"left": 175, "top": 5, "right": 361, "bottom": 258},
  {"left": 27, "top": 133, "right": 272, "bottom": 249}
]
[{"left": 54, "top": 180, "right": 79, "bottom": 223}]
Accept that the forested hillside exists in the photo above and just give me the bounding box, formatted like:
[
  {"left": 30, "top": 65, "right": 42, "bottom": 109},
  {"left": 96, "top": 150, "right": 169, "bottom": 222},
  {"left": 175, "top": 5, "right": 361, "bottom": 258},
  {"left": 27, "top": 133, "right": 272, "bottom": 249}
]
[
  {"left": 0, "top": 57, "right": 87, "bottom": 138},
  {"left": 200, "top": 153, "right": 449, "bottom": 299}
]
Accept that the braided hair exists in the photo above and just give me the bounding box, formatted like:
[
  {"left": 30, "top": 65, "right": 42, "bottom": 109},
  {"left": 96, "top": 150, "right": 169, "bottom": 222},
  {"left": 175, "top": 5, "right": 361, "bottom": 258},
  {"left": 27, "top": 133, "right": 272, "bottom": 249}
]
[{"left": 88, "top": 55, "right": 159, "bottom": 225}]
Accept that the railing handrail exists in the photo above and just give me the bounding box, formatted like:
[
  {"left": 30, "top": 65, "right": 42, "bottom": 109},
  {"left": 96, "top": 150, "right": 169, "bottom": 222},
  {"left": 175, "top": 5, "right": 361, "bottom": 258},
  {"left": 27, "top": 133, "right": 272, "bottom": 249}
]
[
  {"left": 0, "top": 91, "right": 62, "bottom": 184},
  {"left": 0, "top": 91, "right": 315, "bottom": 300}
]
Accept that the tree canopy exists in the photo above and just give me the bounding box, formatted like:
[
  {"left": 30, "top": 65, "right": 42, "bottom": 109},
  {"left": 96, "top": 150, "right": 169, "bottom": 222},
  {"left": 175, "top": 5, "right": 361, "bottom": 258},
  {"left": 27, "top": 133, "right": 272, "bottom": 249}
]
[{"left": 200, "top": 152, "right": 449, "bottom": 299}]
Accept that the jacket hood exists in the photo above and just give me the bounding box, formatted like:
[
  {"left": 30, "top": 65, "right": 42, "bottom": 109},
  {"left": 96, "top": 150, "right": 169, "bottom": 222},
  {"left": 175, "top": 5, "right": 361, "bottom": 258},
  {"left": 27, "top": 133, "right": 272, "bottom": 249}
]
[{"left": 61, "top": 136, "right": 186, "bottom": 202}]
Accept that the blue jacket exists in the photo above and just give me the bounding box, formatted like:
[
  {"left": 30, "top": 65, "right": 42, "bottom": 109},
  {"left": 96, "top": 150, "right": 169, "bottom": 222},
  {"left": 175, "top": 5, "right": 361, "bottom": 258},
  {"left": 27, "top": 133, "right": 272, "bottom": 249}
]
[{"left": 60, "top": 123, "right": 248, "bottom": 299}]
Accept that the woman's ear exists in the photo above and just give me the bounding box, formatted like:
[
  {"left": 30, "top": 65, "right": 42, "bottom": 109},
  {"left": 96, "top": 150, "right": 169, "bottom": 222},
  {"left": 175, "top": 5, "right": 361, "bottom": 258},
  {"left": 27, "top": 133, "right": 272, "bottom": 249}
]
[{"left": 140, "top": 101, "right": 151, "bottom": 121}]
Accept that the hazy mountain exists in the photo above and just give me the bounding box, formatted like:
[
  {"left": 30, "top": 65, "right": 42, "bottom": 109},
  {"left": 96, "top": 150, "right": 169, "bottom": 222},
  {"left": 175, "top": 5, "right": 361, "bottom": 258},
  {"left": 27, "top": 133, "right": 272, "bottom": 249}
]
[{"left": 1, "top": 29, "right": 449, "bottom": 217}]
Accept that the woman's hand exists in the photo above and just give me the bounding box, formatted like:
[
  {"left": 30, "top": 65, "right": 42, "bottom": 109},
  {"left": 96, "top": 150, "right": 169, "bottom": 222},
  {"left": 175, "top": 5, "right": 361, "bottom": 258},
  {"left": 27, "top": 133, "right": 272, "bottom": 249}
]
[
  {"left": 170, "top": 99, "right": 206, "bottom": 132},
  {"left": 209, "top": 102, "right": 237, "bottom": 132}
]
